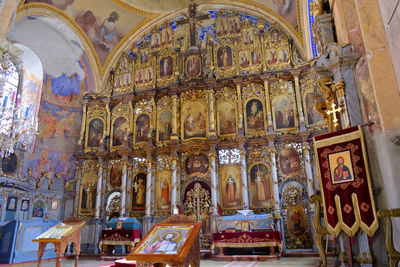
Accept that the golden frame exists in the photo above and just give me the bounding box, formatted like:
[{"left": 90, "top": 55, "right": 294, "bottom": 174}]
[
  {"left": 130, "top": 172, "right": 147, "bottom": 213},
  {"left": 243, "top": 97, "right": 267, "bottom": 138},
  {"left": 84, "top": 105, "right": 108, "bottom": 153},
  {"left": 0, "top": 152, "right": 22, "bottom": 178},
  {"left": 110, "top": 102, "right": 132, "bottom": 152},
  {"left": 184, "top": 55, "right": 202, "bottom": 79},
  {"left": 184, "top": 152, "right": 210, "bottom": 179},
  {"left": 155, "top": 169, "right": 172, "bottom": 213},
  {"left": 263, "top": 27, "right": 292, "bottom": 70},
  {"left": 180, "top": 91, "right": 209, "bottom": 142},
  {"left": 107, "top": 160, "right": 127, "bottom": 190},
  {"left": 216, "top": 100, "right": 238, "bottom": 138},
  {"left": 78, "top": 164, "right": 97, "bottom": 217},
  {"left": 157, "top": 47, "right": 177, "bottom": 88},
  {"left": 219, "top": 164, "right": 243, "bottom": 210},
  {"left": 247, "top": 162, "right": 274, "bottom": 209},
  {"left": 113, "top": 52, "right": 134, "bottom": 94},
  {"left": 271, "top": 93, "right": 298, "bottom": 133},
  {"left": 214, "top": 40, "right": 236, "bottom": 78},
  {"left": 277, "top": 146, "right": 302, "bottom": 179},
  {"left": 133, "top": 112, "right": 152, "bottom": 146},
  {"left": 134, "top": 48, "right": 156, "bottom": 92},
  {"left": 156, "top": 108, "right": 173, "bottom": 145},
  {"left": 302, "top": 88, "right": 326, "bottom": 128},
  {"left": 237, "top": 19, "right": 263, "bottom": 74}
]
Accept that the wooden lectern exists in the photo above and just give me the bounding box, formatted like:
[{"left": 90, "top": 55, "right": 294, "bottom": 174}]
[
  {"left": 33, "top": 217, "right": 85, "bottom": 267},
  {"left": 127, "top": 215, "right": 202, "bottom": 267}
]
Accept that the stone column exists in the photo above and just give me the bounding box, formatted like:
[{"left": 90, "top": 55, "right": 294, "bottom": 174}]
[
  {"left": 126, "top": 165, "right": 133, "bottom": 216},
  {"left": 238, "top": 142, "right": 249, "bottom": 207},
  {"left": 73, "top": 163, "right": 82, "bottom": 217},
  {"left": 170, "top": 154, "right": 178, "bottom": 211},
  {"left": 95, "top": 159, "right": 104, "bottom": 218},
  {"left": 208, "top": 88, "right": 216, "bottom": 137},
  {"left": 233, "top": 79, "right": 244, "bottom": 134},
  {"left": 260, "top": 74, "right": 273, "bottom": 132},
  {"left": 171, "top": 94, "right": 178, "bottom": 140},
  {"left": 120, "top": 157, "right": 128, "bottom": 217},
  {"left": 143, "top": 151, "right": 154, "bottom": 235},
  {"left": 291, "top": 70, "right": 306, "bottom": 131},
  {"left": 303, "top": 144, "right": 315, "bottom": 197},
  {"left": 270, "top": 149, "right": 280, "bottom": 210},
  {"left": 209, "top": 152, "right": 219, "bottom": 212}
]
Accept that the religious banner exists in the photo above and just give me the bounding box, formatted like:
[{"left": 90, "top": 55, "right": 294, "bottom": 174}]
[{"left": 313, "top": 126, "right": 378, "bottom": 237}]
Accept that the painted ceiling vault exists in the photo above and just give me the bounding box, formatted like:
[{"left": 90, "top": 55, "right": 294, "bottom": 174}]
[{"left": 19, "top": 0, "right": 304, "bottom": 90}]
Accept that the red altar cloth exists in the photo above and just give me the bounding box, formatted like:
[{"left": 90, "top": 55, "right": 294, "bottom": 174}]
[
  {"left": 99, "top": 229, "right": 141, "bottom": 251},
  {"left": 212, "top": 231, "right": 282, "bottom": 254}
]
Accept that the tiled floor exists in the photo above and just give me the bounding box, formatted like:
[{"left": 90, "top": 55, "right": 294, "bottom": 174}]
[{"left": 5, "top": 257, "right": 330, "bottom": 267}]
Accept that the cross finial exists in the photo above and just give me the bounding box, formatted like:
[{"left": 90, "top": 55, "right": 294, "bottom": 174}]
[{"left": 326, "top": 102, "right": 342, "bottom": 128}]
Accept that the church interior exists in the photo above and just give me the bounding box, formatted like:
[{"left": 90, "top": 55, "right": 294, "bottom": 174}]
[{"left": 0, "top": 0, "right": 399, "bottom": 266}]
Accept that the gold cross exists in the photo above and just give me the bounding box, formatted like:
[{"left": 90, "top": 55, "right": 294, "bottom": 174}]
[{"left": 326, "top": 102, "right": 342, "bottom": 127}]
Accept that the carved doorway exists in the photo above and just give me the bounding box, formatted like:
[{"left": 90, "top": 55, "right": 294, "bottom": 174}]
[
  {"left": 106, "top": 192, "right": 121, "bottom": 220},
  {"left": 182, "top": 181, "right": 212, "bottom": 248}
]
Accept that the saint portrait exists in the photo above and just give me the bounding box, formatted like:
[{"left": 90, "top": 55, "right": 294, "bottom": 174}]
[
  {"left": 141, "top": 50, "right": 149, "bottom": 64},
  {"left": 328, "top": 151, "right": 354, "bottom": 184},
  {"left": 6, "top": 196, "right": 18, "bottom": 211},
  {"left": 273, "top": 95, "right": 295, "bottom": 130},
  {"left": 251, "top": 49, "right": 261, "bottom": 65},
  {"left": 2, "top": 153, "right": 17, "bottom": 175},
  {"left": 158, "top": 110, "right": 172, "bottom": 142},
  {"left": 243, "top": 29, "right": 254, "bottom": 45},
  {"left": 112, "top": 117, "right": 128, "bottom": 147},
  {"left": 81, "top": 182, "right": 96, "bottom": 209},
  {"left": 270, "top": 29, "right": 281, "bottom": 43},
  {"left": 136, "top": 69, "right": 144, "bottom": 84},
  {"left": 186, "top": 56, "right": 201, "bottom": 77},
  {"left": 151, "top": 32, "right": 161, "bottom": 48},
  {"left": 21, "top": 199, "right": 30, "bottom": 211},
  {"left": 230, "top": 16, "right": 241, "bottom": 33},
  {"left": 114, "top": 75, "right": 122, "bottom": 89},
  {"left": 246, "top": 99, "right": 265, "bottom": 132},
  {"left": 132, "top": 173, "right": 146, "bottom": 210},
  {"left": 110, "top": 164, "right": 123, "bottom": 188},
  {"left": 119, "top": 58, "right": 128, "bottom": 72},
  {"left": 266, "top": 48, "right": 277, "bottom": 65},
  {"left": 249, "top": 164, "right": 272, "bottom": 207},
  {"left": 216, "top": 20, "right": 229, "bottom": 35},
  {"left": 239, "top": 51, "right": 250, "bottom": 68},
  {"left": 32, "top": 200, "right": 44, "bottom": 217},
  {"left": 305, "top": 93, "right": 323, "bottom": 125},
  {"left": 218, "top": 102, "right": 236, "bottom": 135},
  {"left": 278, "top": 47, "right": 290, "bottom": 63},
  {"left": 123, "top": 73, "right": 131, "bottom": 88},
  {"left": 220, "top": 165, "right": 242, "bottom": 208},
  {"left": 87, "top": 118, "right": 104, "bottom": 148},
  {"left": 156, "top": 170, "right": 171, "bottom": 211},
  {"left": 135, "top": 114, "right": 150, "bottom": 144},
  {"left": 185, "top": 153, "right": 209, "bottom": 178},
  {"left": 145, "top": 67, "right": 153, "bottom": 83},
  {"left": 287, "top": 204, "right": 306, "bottom": 237},
  {"left": 279, "top": 147, "right": 301, "bottom": 177},
  {"left": 182, "top": 101, "right": 207, "bottom": 139},
  {"left": 217, "top": 46, "right": 233, "bottom": 69},
  {"left": 161, "top": 28, "right": 172, "bottom": 45},
  {"left": 160, "top": 56, "right": 173, "bottom": 78}
]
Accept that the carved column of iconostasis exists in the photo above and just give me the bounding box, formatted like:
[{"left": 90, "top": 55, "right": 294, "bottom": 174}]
[
  {"left": 120, "top": 156, "right": 129, "bottom": 216},
  {"left": 209, "top": 149, "right": 218, "bottom": 213},
  {"left": 129, "top": 157, "right": 146, "bottom": 218},
  {"left": 170, "top": 153, "right": 178, "bottom": 212},
  {"left": 232, "top": 81, "right": 244, "bottom": 134},
  {"left": 291, "top": 70, "right": 306, "bottom": 131},
  {"left": 268, "top": 145, "right": 280, "bottom": 211},
  {"left": 73, "top": 163, "right": 83, "bottom": 217},
  {"left": 78, "top": 160, "right": 97, "bottom": 218},
  {"left": 77, "top": 100, "right": 87, "bottom": 151},
  {"left": 95, "top": 158, "right": 104, "bottom": 218},
  {"left": 260, "top": 74, "right": 274, "bottom": 133},
  {"left": 144, "top": 148, "right": 154, "bottom": 218},
  {"left": 301, "top": 142, "right": 315, "bottom": 199},
  {"left": 206, "top": 82, "right": 217, "bottom": 137},
  {"left": 154, "top": 154, "right": 175, "bottom": 217},
  {"left": 238, "top": 141, "right": 250, "bottom": 208},
  {"left": 242, "top": 83, "right": 268, "bottom": 138}
]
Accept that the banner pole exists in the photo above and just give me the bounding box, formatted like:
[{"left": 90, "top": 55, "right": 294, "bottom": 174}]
[{"left": 347, "top": 235, "right": 354, "bottom": 267}]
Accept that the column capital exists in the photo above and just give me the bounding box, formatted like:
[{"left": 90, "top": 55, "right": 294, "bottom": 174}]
[
  {"left": 259, "top": 73, "right": 272, "bottom": 81},
  {"left": 290, "top": 69, "right": 302, "bottom": 77}
]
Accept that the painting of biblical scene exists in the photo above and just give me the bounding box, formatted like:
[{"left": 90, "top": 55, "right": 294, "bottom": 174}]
[
  {"left": 115, "top": 75, "right": 122, "bottom": 89},
  {"left": 182, "top": 101, "right": 207, "bottom": 139},
  {"left": 135, "top": 114, "right": 150, "bottom": 144},
  {"left": 239, "top": 51, "right": 250, "bottom": 68},
  {"left": 144, "top": 67, "right": 153, "bottom": 83},
  {"left": 305, "top": 93, "right": 324, "bottom": 125},
  {"left": 270, "top": 29, "right": 281, "bottom": 43},
  {"left": 230, "top": 16, "right": 241, "bottom": 33},
  {"left": 216, "top": 19, "right": 229, "bottom": 35},
  {"left": 132, "top": 173, "right": 146, "bottom": 210},
  {"left": 185, "top": 153, "right": 209, "bottom": 178},
  {"left": 87, "top": 118, "right": 103, "bottom": 148},
  {"left": 160, "top": 56, "right": 173, "bottom": 78},
  {"left": 136, "top": 225, "right": 193, "bottom": 254},
  {"left": 249, "top": 164, "right": 272, "bottom": 208},
  {"left": 220, "top": 165, "right": 242, "bottom": 208},
  {"left": 2, "top": 153, "right": 17, "bottom": 175},
  {"left": 278, "top": 47, "right": 290, "bottom": 64},
  {"left": 80, "top": 182, "right": 96, "bottom": 210},
  {"left": 186, "top": 56, "right": 201, "bottom": 78},
  {"left": 110, "top": 164, "right": 123, "bottom": 188},
  {"left": 156, "top": 170, "right": 171, "bottom": 211},
  {"left": 158, "top": 110, "right": 172, "bottom": 142},
  {"left": 273, "top": 95, "right": 295, "bottom": 130},
  {"left": 246, "top": 99, "right": 265, "bottom": 132},
  {"left": 151, "top": 32, "right": 161, "bottom": 48},
  {"left": 136, "top": 69, "right": 144, "bottom": 84},
  {"left": 161, "top": 28, "right": 172, "bottom": 45},
  {"left": 217, "top": 46, "right": 232, "bottom": 69},
  {"left": 141, "top": 50, "right": 149, "bottom": 64},
  {"left": 243, "top": 29, "right": 254, "bottom": 45},
  {"left": 123, "top": 73, "right": 132, "bottom": 88},
  {"left": 112, "top": 117, "right": 128, "bottom": 146},
  {"left": 217, "top": 102, "right": 237, "bottom": 136},
  {"left": 287, "top": 204, "right": 307, "bottom": 237},
  {"left": 251, "top": 49, "right": 262, "bottom": 65},
  {"left": 328, "top": 151, "right": 354, "bottom": 184},
  {"left": 266, "top": 48, "right": 277, "bottom": 65},
  {"left": 279, "top": 148, "right": 301, "bottom": 177},
  {"left": 32, "top": 200, "right": 44, "bottom": 217}
]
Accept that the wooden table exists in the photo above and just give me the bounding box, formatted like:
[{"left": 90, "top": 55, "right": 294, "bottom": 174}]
[
  {"left": 33, "top": 217, "right": 85, "bottom": 267},
  {"left": 212, "top": 231, "right": 282, "bottom": 255}
]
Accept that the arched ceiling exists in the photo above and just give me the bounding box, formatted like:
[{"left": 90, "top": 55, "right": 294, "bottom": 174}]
[{"left": 16, "top": 0, "right": 307, "bottom": 91}]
